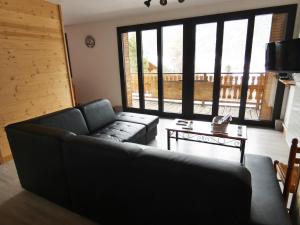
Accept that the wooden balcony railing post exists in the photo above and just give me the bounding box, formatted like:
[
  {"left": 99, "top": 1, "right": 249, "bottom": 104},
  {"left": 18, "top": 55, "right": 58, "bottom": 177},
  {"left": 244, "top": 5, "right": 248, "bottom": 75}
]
[
  {"left": 248, "top": 76, "right": 256, "bottom": 101},
  {"left": 222, "top": 75, "right": 227, "bottom": 99},
  {"left": 233, "top": 76, "right": 238, "bottom": 99},
  {"left": 228, "top": 75, "right": 233, "bottom": 99},
  {"left": 204, "top": 73, "right": 207, "bottom": 82}
]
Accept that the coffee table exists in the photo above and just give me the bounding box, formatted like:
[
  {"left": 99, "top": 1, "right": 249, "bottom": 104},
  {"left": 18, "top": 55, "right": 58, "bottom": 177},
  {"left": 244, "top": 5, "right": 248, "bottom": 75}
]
[{"left": 166, "top": 119, "right": 247, "bottom": 164}]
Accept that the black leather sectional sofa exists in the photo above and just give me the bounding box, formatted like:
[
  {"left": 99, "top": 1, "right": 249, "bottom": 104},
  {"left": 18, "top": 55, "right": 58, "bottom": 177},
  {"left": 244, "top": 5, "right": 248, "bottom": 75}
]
[{"left": 5, "top": 99, "right": 291, "bottom": 225}]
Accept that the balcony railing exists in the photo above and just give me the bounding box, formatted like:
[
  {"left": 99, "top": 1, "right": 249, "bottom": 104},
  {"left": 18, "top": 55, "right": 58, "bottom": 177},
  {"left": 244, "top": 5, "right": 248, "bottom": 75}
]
[
  {"left": 125, "top": 72, "right": 268, "bottom": 120},
  {"left": 129, "top": 72, "right": 265, "bottom": 104}
]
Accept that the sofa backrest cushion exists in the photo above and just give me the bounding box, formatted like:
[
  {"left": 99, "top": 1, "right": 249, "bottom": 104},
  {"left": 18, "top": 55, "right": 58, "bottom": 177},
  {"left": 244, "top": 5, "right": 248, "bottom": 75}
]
[
  {"left": 30, "top": 108, "right": 89, "bottom": 135},
  {"left": 63, "top": 135, "right": 252, "bottom": 225},
  {"left": 5, "top": 123, "right": 75, "bottom": 208},
  {"left": 79, "top": 99, "right": 116, "bottom": 133}
]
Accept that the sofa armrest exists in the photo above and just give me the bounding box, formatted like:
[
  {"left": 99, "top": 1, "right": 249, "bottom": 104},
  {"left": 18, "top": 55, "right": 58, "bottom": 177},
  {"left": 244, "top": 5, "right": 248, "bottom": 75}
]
[
  {"left": 246, "top": 154, "right": 292, "bottom": 225},
  {"left": 5, "top": 123, "right": 75, "bottom": 208}
]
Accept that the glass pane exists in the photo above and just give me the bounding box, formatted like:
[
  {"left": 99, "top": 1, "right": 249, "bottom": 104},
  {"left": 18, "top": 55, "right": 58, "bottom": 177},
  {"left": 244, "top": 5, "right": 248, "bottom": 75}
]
[
  {"left": 163, "top": 25, "right": 183, "bottom": 114},
  {"left": 250, "top": 15, "right": 272, "bottom": 72},
  {"left": 142, "top": 29, "right": 158, "bottom": 110},
  {"left": 194, "top": 23, "right": 217, "bottom": 115},
  {"left": 246, "top": 13, "right": 287, "bottom": 121},
  {"left": 219, "top": 19, "right": 248, "bottom": 117},
  {"left": 122, "top": 32, "right": 139, "bottom": 108}
]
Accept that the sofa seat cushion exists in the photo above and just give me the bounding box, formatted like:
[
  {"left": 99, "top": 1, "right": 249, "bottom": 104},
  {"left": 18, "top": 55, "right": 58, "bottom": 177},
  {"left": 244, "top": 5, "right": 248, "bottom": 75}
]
[
  {"left": 31, "top": 108, "right": 89, "bottom": 135},
  {"left": 79, "top": 99, "right": 116, "bottom": 133},
  {"left": 91, "top": 121, "right": 146, "bottom": 143},
  {"left": 245, "top": 154, "right": 292, "bottom": 225},
  {"left": 116, "top": 112, "right": 159, "bottom": 131}
]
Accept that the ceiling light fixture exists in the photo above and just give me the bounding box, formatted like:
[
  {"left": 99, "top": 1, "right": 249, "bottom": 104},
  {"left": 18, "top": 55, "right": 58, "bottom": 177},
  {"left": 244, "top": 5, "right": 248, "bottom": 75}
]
[
  {"left": 160, "top": 0, "right": 167, "bottom": 6},
  {"left": 144, "top": 0, "right": 151, "bottom": 7},
  {"left": 144, "top": 0, "right": 185, "bottom": 8}
]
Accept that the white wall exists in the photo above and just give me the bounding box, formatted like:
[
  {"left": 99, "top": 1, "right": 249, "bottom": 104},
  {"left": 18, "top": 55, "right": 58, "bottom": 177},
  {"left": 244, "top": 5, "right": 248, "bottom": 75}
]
[
  {"left": 284, "top": 82, "right": 300, "bottom": 144},
  {"left": 65, "top": 0, "right": 300, "bottom": 106},
  {"left": 283, "top": 11, "right": 300, "bottom": 144}
]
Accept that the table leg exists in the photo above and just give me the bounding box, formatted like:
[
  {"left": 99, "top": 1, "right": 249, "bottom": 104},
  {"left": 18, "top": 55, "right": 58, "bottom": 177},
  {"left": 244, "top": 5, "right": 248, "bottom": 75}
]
[
  {"left": 240, "top": 140, "right": 246, "bottom": 165},
  {"left": 176, "top": 131, "right": 178, "bottom": 141},
  {"left": 167, "top": 130, "right": 171, "bottom": 150}
]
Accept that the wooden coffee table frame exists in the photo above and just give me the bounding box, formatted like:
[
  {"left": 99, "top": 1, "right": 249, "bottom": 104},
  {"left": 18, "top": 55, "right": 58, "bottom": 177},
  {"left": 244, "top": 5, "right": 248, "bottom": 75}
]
[{"left": 166, "top": 122, "right": 247, "bottom": 164}]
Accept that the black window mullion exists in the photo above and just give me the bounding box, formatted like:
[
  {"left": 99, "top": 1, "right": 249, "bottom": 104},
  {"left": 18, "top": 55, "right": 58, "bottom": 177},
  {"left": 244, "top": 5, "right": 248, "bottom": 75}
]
[
  {"left": 182, "top": 22, "right": 196, "bottom": 118},
  {"left": 285, "top": 7, "right": 297, "bottom": 39},
  {"left": 157, "top": 27, "right": 164, "bottom": 113},
  {"left": 239, "top": 16, "right": 255, "bottom": 121},
  {"left": 212, "top": 21, "right": 224, "bottom": 117},
  {"left": 136, "top": 31, "right": 145, "bottom": 110}
]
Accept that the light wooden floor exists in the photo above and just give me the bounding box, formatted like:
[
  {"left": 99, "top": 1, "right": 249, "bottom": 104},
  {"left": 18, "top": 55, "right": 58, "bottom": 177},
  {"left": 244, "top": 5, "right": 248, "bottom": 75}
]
[
  {"left": 0, "top": 161, "right": 96, "bottom": 225},
  {"left": 0, "top": 118, "right": 290, "bottom": 225}
]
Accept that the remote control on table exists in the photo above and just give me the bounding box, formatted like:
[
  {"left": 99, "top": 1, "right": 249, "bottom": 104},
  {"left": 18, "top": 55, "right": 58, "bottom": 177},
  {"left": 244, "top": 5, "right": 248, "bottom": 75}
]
[{"left": 238, "top": 125, "right": 243, "bottom": 136}]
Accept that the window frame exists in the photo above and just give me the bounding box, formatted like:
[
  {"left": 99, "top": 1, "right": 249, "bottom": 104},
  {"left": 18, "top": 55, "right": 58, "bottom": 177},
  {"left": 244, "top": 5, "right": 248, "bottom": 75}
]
[{"left": 117, "top": 4, "right": 297, "bottom": 127}]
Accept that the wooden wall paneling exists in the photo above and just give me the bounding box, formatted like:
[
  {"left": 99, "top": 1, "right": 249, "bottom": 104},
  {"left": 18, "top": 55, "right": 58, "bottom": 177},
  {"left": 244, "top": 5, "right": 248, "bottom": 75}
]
[
  {"left": 0, "top": 116, "right": 4, "bottom": 163},
  {"left": 0, "top": 0, "right": 75, "bottom": 163}
]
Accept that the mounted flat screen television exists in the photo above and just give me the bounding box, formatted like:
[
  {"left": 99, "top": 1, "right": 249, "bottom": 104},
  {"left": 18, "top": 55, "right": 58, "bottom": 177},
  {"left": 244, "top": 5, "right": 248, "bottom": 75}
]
[{"left": 265, "top": 38, "right": 300, "bottom": 73}]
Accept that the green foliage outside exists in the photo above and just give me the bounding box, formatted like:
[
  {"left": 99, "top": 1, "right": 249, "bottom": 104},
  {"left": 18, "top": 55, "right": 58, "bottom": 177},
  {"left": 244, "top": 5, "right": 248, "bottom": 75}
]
[{"left": 128, "top": 36, "right": 151, "bottom": 73}]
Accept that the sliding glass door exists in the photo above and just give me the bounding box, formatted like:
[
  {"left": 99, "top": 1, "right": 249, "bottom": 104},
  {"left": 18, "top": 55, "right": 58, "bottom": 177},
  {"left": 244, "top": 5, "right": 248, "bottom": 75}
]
[
  {"left": 246, "top": 13, "right": 289, "bottom": 121},
  {"left": 162, "top": 25, "right": 184, "bottom": 114},
  {"left": 219, "top": 19, "right": 248, "bottom": 118},
  {"left": 118, "top": 5, "right": 296, "bottom": 126},
  {"left": 194, "top": 22, "right": 217, "bottom": 115},
  {"left": 142, "top": 29, "right": 159, "bottom": 110},
  {"left": 121, "top": 32, "right": 139, "bottom": 109}
]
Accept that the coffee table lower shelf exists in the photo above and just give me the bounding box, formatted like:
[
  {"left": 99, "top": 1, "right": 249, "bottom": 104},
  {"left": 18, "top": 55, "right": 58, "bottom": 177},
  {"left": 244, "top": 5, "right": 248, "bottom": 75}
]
[{"left": 167, "top": 130, "right": 246, "bottom": 164}]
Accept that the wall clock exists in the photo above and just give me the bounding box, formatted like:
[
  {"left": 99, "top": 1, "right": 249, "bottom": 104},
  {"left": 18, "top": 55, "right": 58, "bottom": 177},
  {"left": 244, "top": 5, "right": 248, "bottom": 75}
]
[{"left": 85, "top": 35, "right": 95, "bottom": 48}]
